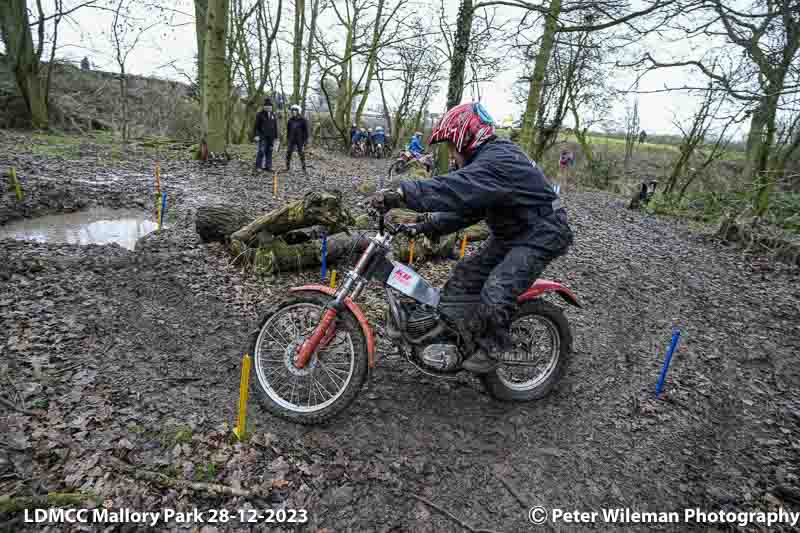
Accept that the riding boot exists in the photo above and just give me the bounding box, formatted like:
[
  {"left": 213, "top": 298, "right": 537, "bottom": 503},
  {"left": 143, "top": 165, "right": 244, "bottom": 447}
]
[{"left": 461, "top": 348, "right": 499, "bottom": 374}]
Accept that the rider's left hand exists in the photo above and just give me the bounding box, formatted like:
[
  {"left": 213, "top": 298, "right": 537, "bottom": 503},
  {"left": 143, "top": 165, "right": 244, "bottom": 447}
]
[{"left": 369, "top": 188, "right": 405, "bottom": 211}]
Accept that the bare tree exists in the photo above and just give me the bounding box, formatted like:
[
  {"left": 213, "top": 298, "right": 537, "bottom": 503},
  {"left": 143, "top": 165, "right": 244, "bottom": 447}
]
[
  {"left": 315, "top": 0, "right": 411, "bottom": 145},
  {"left": 666, "top": 86, "right": 737, "bottom": 200},
  {"left": 110, "top": 0, "right": 158, "bottom": 142},
  {"left": 228, "top": 0, "right": 282, "bottom": 143},
  {"left": 202, "top": 0, "right": 230, "bottom": 153},
  {"left": 0, "top": 0, "right": 98, "bottom": 128},
  {"left": 624, "top": 0, "right": 800, "bottom": 214},
  {"left": 623, "top": 94, "right": 639, "bottom": 172}
]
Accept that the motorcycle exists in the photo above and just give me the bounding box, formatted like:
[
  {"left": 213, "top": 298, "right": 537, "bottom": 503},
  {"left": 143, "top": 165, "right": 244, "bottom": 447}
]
[
  {"left": 373, "top": 142, "right": 384, "bottom": 159},
  {"left": 389, "top": 150, "right": 434, "bottom": 177},
  {"left": 246, "top": 210, "right": 581, "bottom": 425},
  {"left": 350, "top": 140, "right": 367, "bottom": 158}
]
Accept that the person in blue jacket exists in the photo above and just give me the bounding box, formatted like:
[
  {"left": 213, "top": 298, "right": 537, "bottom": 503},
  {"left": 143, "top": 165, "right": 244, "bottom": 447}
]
[
  {"left": 372, "top": 126, "right": 386, "bottom": 146},
  {"left": 370, "top": 102, "right": 573, "bottom": 374},
  {"left": 351, "top": 127, "right": 363, "bottom": 146},
  {"left": 408, "top": 131, "right": 424, "bottom": 156}
]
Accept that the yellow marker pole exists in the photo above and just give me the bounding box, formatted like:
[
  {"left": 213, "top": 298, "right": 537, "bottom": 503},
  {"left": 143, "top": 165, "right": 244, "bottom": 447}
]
[
  {"left": 155, "top": 161, "right": 161, "bottom": 193},
  {"left": 156, "top": 199, "right": 162, "bottom": 231},
  {"left": 10, "top": 167, "right": 23, "bottom": 202},
  {"left": 233, "top": 354, "right": 252, "bottom": 440},
  {"left": 273, "top": 172, "right": 278, "bottom": 197},
  {"left": 330, "top": 270, "right": 337, "bottom": 288},
  {"left": 459, "top": 234, "right": 468, "bottom": 258},
  {"left": 408, "top": 239, "right": 415, "bottom": 264}
]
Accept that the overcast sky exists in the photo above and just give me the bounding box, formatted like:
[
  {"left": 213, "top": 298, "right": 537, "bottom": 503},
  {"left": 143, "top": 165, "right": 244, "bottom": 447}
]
[{"left": 25, "top": 0, "right": 734, "bottom": 136}]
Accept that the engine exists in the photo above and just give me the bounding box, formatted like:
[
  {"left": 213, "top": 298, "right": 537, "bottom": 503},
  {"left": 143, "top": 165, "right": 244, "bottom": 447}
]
[
  {"left": 407, "top": 307, "right": 438, "bottom": 337},
  {"left": 385, "top": 297, "right": 462, "bottom": 372},
  {"left": 406, "top": 308, "right": 461, "bottom": 371}
]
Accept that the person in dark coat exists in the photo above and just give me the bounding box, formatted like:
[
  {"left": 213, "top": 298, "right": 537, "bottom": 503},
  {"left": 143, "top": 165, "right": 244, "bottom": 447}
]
[
  {"left": 253, "top": 98, "right": 278, "bottom": 171},
  {"left": 286, "top": 104, "right": 308, "bottom": 173},
  {"left": 370, "top": 102, "right": 573, "bottom": 374}
]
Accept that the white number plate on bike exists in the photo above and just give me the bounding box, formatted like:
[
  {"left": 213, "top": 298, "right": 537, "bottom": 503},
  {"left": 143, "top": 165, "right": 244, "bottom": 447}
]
[{"left": 386, "top": 262, "right": 440, "bottom": 307}]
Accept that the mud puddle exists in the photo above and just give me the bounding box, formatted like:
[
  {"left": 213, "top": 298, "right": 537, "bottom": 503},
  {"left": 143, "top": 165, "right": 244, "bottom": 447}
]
[{"left": 0, "top": 207, "right": 159, "bottom": 250}]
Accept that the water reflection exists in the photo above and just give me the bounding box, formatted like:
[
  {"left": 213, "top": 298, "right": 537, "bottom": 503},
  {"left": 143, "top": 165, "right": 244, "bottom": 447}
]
[{"left": 0, "top": 208, "right": 158, "bottom": 250}]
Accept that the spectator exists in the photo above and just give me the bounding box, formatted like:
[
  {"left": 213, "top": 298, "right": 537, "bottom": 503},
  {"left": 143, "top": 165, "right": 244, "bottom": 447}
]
[
  {"left": 366, "top": 128, "right": 374, "bottom": 155},
  {"left": 80, "top": 57, "right": 91, "bottom": 71},
  {"left": 638, "top": 130, "right": 647, "bottom": 144},
  {"left": 286, "top": 104, "right": 308, "bottom": 174},
  {"left": 408, "top": 131, "right": 424, "bottom": 156},
  {"left": 350, "top": 123, "right": 358, "bottom": 145},
  {"left": 253, "top": 97, "right": 278, "bottom": 172}
]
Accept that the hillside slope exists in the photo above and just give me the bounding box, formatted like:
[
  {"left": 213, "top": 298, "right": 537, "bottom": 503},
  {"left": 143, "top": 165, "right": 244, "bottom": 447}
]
[{"left": 0, "top": 55, "right": 200, "bottom": 138}]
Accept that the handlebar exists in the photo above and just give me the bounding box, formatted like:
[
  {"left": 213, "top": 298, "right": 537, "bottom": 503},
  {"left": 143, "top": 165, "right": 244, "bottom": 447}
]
[{"left": 368, "top": 208, "right": 431, "bottom": 238}]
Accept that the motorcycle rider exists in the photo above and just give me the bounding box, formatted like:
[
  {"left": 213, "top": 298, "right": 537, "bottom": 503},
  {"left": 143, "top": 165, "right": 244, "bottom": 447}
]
[
  {"left": 373, "top": 126, "right": 386, "bottom": 156},
  {"left": 370, "top": 102, "right": 573, "bottom": 374},
  {"left": 408, "top": 131, "right": 424, "bottom": 156},
  {"left": 351, "top": 127, "right": 363, "bottom": 154}
]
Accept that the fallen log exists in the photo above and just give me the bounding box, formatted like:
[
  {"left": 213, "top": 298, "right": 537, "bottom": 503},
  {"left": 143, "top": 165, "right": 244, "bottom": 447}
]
[
  {"left": 230, "top": 232, "right": 370, "bottom": 276},
  {"left": 195, "top": 204, "right": 254, "bottom": 243},
  {"left": 230, "top": 191, "right": 354, "bottom": 244},
  {"left": 229, "top": 230, "right": 479, "bottom": 277},
  {"left": 199, "top": 202, "right": 490, "bottom": 277}
]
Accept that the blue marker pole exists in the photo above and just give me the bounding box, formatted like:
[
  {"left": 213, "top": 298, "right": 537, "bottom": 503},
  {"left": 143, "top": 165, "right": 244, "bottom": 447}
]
[
  {"left": 320, "top": 232, "right": 328, "bottom": 281},
  {"left": 656, "top": 328, "right": 681, "bottom": 397},
  {"left": 159, "top": 191, "right": 167, "bottom": 227}
]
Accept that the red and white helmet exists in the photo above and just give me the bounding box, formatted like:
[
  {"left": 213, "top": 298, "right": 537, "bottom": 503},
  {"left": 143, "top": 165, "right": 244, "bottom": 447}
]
[{"left": 429, "top": 102, "right": 496, "bottom": 157}]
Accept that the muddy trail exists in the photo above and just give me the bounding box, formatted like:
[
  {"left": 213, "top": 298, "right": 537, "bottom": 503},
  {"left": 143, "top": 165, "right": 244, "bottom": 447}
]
[{"left": 1, "top": 132, "right": 800, "bottom": 532}]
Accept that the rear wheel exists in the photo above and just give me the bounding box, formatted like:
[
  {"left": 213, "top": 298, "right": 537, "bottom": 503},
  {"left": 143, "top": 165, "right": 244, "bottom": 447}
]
[
  {"left": 247, "top": 291, "right": 369, "bottom": 424},
  {"left": 481, "top": 300, "right": 571, "bottom": 401}
]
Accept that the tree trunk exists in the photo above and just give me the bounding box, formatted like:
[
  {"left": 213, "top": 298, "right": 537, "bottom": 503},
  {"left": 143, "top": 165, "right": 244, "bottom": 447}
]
[
  {"left": 335, "top": 21, "right": 355, "bottom": 142},
  {"left": 119, "top": 69, "right": 129, "bottom": 142},
  {"left": 204, "top": 0, "right": 230, "bottom": 154},
  {"left": 229, "top": 191, "right": 355, "bottom": 243},
  {"left": 300, "top": 0, "right": 320, "bottom": 111},
  {"left": 519, "top": 0, "right": 561, "bottom": 158},
  {"left": 0, "top": 0, "right": 49, "bottom": 129},
  {"left": 195, "top": 204, "right": 254, "bottom": 242},
  {"left": 354, "top": 0, "right": 386, "bottom": 125},
  {"left": 292, "top": 0, "right": 305, "bottom": 105},
  {"left": 378, "top": 76, "right": 393, "bottom": 141},
  {"left": 436, "top": 0, "right": 473, "bottom": 175},
  {"left": 194, "top": 0, "right": 208, "bottom": 121}
]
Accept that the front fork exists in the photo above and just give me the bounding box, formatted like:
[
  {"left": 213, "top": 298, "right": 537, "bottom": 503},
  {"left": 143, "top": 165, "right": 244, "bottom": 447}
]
[{"left": 293, "top": 243, "right": 376, "bottom": 369}]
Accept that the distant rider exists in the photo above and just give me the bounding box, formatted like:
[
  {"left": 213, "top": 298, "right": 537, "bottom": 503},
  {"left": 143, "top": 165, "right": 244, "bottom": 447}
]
[{"left": 408, "top": 131, "right": 424, "bottom": 156}]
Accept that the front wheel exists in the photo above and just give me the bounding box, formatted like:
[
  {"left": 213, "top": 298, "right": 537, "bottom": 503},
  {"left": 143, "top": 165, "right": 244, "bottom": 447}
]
[
  {"left": 481, "top": 299, "right": 572, "bottom": 401},
  {"left": 247, "top": 291, "right": 369, "bottom": 424}
]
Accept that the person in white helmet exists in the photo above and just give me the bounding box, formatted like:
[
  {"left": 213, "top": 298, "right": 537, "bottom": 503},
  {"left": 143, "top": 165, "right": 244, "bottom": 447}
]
[{"left": 286, "top": 104, "right": 308, "bottom": 174}]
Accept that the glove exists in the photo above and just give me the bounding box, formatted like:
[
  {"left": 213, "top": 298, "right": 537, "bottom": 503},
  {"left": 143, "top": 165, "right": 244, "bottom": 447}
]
[
  {"left": 369, "top": 188, "right": 405, "bottom": 211},
  {"left": 397, "top": 223, "right": 422, "bottom": 237},
  {"left": 398, "top": 216, "right": 434, "bottom": 237}
]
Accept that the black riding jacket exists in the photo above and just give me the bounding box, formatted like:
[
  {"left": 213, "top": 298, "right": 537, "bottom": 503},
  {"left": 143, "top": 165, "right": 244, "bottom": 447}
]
[
  {"left": 254, "top": 110, "right": 278, "bottom": 139},
  {"left": 399, "top": 138, "right": 566, "bottom": 247},
  {"left": 286, "top": 116, "right": 309, "bottom": 146}
]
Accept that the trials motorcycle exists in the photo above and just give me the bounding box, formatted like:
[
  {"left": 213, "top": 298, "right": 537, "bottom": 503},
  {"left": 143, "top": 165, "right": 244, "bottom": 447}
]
[
  {"left": 246, "top": 211, "right": 580, "bottom": 424},
  {"left": 389, "top": 150, "right": 434, "bottom": 177}
]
